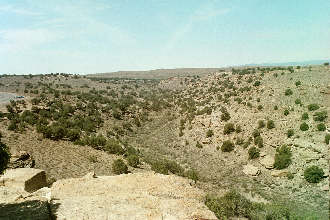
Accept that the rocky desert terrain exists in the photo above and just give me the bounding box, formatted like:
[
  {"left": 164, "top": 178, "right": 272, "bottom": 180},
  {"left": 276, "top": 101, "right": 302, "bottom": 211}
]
[{"left": 0, "top": 64, "right": 329, "bottom": 219}]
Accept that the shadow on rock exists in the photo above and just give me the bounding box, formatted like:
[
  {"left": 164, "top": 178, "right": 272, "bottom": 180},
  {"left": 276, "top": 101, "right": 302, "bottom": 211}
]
[{"left": 0, "top": 200, "right": 60, "bottom": 220}]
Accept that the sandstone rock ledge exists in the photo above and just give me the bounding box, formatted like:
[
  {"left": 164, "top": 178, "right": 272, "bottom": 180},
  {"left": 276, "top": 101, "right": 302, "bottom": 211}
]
[{"left": 51, "top": 172, "right": 216, "bottom": 220}]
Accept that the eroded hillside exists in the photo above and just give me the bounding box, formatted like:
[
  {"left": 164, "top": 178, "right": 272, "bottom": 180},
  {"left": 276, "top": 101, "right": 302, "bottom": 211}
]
[{"left": 0, "top": 64, "right": 329, "bottom": 219}]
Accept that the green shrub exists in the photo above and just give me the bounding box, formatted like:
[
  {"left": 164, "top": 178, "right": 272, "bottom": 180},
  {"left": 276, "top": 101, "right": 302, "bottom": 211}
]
[
  {"left": 205, "top": 190, "right": 254, "bottom": 219},
  {"left": 235, "top": 125, "right": 242, "bottom": 133},
  {"left": 224, "top": 123, "right": 235, "bottom": 135},
  {"left": 0, "top": 139, "right": 10, "bottom": 174},
  {"left": 112, "top": 159, "right": 128, "bottom": 175},
  {"left": 313, "top": 111, "right": 328, "bottom": 122},
  {"left": 235, "top": 137, "right": 244, "bottom": 145},
  {"left": 105, "top": 139, "right": 125, "bottom": 155},
  {"left": 325, "top": 134, "right": 330, "bottom": 144},
  {"left": 151, "top": 160, "right": 168, "bottom": 174},
  {"left": 254, "top": 136, "right": 264, "bottom": 148},
  {"left": 185, "top": 169, "right": 199, "bottom": 183},
  {"left": 304, "top": 166, "right": 324, "bottom": 183},
  {"left": 206, "top": 129, "right": 214, "bottom": 137},
  {"left": 221, "top": 112, "right": 231, "bottom": 121},
  {"left": 295, "top": 99, "right": 302, "bottom": 105},
  {"left": 258, "top": 120, "right": 265, "bottom": 129},
  {"left": 7, "top": 121, "right": 18, "bottom": 131},
  {"left": 267, "top": 120, "right": 275, "bottom": 129},
  {"left": 196, "top": 141, "right": 203, "bottom": 149},
  {"left": 221, "top": 140, "right": 235, "bottom": 152},
  {"left": 257, "top": 105, "right": 263, "bottom": 110},
  {"left": 112, "top": 109, "right": 122, "bottom": 120},
  {"left": 84, "top": 134, "right": 107, "bottom": 148},
  {"left": 300, "top": 122, "right": 309, "bottom": 131},
  {"left": 307, "top": 104, "right": 320, "bottom": 111},
  {"left": 274, "top": 145, "right": 292, "bottom": 169},
  {"left": 253, "top": 81, "right": 261, "bottom": 86},
  {"left": 151, "top": 159, "right": 184, "bottom": 176},
  {"left": 295, "top": 81, "right": 301, "bottom": 86},
  {"left": 127, "top": 154, "right": 139, "bottom": 167},
  {"left": 274, "top": 105, "right": 278, "bottom": 110},
  {"left": 50, "top": 125, "right": 67, "bottom": 141},
  {"left": 248, "top": 147, "right": 260, "bottom": 159},
  {"left": 317, "top": 123, "right": 326, "bottom": 131},
  {"left": 284, "top": 89, "right": 293, "bottom": 96},
  {"left": 301, "top": 112, "right": 309, "bottom": 120},
  {"left": 67, "top": 129, "right": 81, "bottom": 141},
  {"left": 287, "top": 129, "right": 294, "bottom": 138},
  {"left": 284, "top": 109, "right": 289, "bottom": 116},
  {"left": 287, "top": 172, "right": 294, "bottom": 180},
  {"left": 252, "top": 129, "right": 260, "bottom": 138}
]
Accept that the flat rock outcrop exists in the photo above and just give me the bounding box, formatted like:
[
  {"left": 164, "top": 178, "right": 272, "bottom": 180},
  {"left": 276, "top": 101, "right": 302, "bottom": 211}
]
[
  {"left": 243, "top": 164, "right": 260, "bottom": 176},
  {"left": 0, "top": 168, "right": 47, "bottom": 192},
  {"left": 50, "top": 172, "right": 216, "bottom": 220},
  {"left": 259, "top": 155, "right": 274, "bottom": 169}
]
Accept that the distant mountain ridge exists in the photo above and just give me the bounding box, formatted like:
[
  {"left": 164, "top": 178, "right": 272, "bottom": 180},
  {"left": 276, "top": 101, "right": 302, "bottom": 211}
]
[
  {"left": 243, "top": 59, "right": 329, "bottom": 67},
  {"left": 89, "top": 59, "right": 329, "bottom": 79}
]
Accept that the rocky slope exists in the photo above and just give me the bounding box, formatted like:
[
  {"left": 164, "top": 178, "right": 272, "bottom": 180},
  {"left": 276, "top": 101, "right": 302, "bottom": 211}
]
[{"left": 0, "top": 168, "right": 216, "bottom": 220}]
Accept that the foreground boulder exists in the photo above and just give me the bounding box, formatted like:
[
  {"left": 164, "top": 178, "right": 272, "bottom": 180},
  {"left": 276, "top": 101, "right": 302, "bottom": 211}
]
[
  {"left": 0, "top": 168, "right": 50, "bottom": 220},
  {"left": 50, "top": 172, "right": 216, "bottom": 220},
  {"left": 0, "top": 168, "right": 47, "bottom": 192}
]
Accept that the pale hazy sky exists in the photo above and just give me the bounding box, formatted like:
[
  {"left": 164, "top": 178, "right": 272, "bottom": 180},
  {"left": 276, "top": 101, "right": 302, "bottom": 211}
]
[{"left": 1, "top": 0, "right": 329, "bottom": 74}]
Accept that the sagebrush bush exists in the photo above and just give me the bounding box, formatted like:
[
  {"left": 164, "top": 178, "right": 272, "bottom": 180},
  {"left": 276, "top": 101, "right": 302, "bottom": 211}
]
[
  {"left": 313, "top": 111, "right": 328, "bottom": 122},
  {"left": 307, "top": 104, "right": 320, "bottom": 111},
  {"left": 325, "top": 134, "right": 330, "bottom": 144},
  {"left": 224, "top": 123, "right": 235, "bottom": 135},
  {"left": 317, "top": 123, "right": 326, "bottom": 131},
  {"left": 284, "top": 89, "right": 293, "bottom": 96},
  {"left": 235, "top": 137, "right": 244, "bottom": 145},
  {"left": 206, "top": 129, "right": 214, "bottom": 137},
  {"left": 274, "top": 145, "right": 292, "bottom": 169},
  {"left": 235, "top": 125, "right": 242, "bottom": 133},
  {"left": 196, "top": 141, "right": 203, "bottom": 148},
  {"left": 300, "top": 122, "right": 309, "bottom": 131},
  {"left": 301, "top": 112, "right": 309, "bottom": 120},
  {"left": 205, "top": 190, "right": 254, "bottom": 219},
  {"left": 104, "top": 139, "right": 125, "bottom": 155},
  {"left": 267, "top": 120, "right": 275, "bottom": 129},
  {"left": 252, "top": 129, "right": 260, "bottom": 138},
  {"left": 284, "top": 109, "right": 289, "bottom": 116},
  {"left": 127, "top": 154, "right": 139, "bottom": 167},
  {"left": 295, "top": 99, "right": 302, "bottom": 105},
  {"left": 0, "top": 139, "right": 10, "bottom": 174},
  {"left": 295, "top": 81, "right": 301, "bottom": 86},
  {"left": 221, "top": 112, "right": 231, "bottom": 121},
  {"left": 248, "top": 147, "right": 260, "bottom": 159},
  {"left": 258, "top": 120, "right": 265, "bottom": 129},
  {"left": 304, "top": 166, "right": 324, "bottom": 183},
  {"left": 112, "top": 159, "right": 128, "bottom": 175},
  {"left": 254, "top": 136, "right": 264, "bottom": 148},
  {"left": 185, "top": 169, "right": 199, "bottom": 183},
  {"left": 287, "top": 129, "right": 294, "bottom": 138},
  {"left": 221, "top": 140, "right": 235, "bottom": 152},
  {"left": 253, "top": 81, "right": 260, "bottom": 87},
  {"left": 151, "top": 159, "right": 184, "bottom": 176}
]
